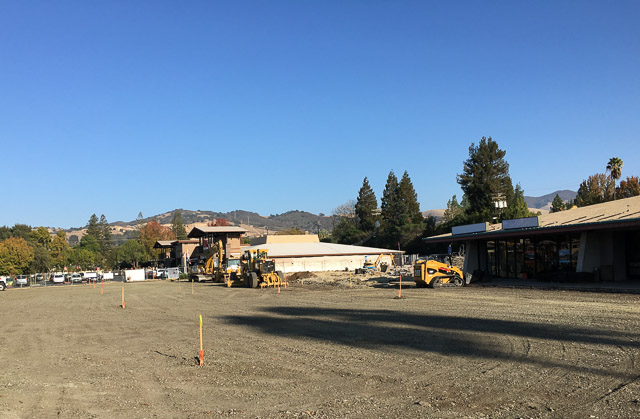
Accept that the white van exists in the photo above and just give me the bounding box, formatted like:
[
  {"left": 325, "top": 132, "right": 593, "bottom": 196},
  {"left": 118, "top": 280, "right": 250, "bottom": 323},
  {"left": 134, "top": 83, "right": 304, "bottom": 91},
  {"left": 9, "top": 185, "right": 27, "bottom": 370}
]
[{"left": 83, "top": 272, "right": 99, "bottom": 282}]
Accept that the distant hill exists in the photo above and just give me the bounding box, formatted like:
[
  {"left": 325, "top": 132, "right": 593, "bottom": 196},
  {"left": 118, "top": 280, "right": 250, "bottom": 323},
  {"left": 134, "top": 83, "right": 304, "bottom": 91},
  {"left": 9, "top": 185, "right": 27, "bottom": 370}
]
[
  {"left": 422, "top": 209, "right": 445, "bottom": 222},
  {"left": 524, "top": 190, "right": 577, "bottom": 210},
  {"left": 111, "top": 209, "right": 336, "bottom": 234}
]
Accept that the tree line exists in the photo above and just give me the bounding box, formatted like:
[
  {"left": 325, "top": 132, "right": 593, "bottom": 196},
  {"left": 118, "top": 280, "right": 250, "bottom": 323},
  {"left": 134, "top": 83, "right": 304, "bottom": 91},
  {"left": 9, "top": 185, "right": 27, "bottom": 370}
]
[
  {"left": 327, "top": 137, "right": 639, "bottom": 253},
  {"left": 0, "top": 210, "right": 189, "bottom": 276},
  {"left": 550, "top": 157, "right": 639, "bottom": 212}
]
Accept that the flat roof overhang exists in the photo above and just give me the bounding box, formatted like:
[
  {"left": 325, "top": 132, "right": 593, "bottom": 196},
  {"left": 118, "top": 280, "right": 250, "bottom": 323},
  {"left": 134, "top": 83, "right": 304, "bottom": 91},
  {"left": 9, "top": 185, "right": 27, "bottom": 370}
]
[
  {"left": 188, "top": 227, "right": 247, "bottom": 239},
  {"left": 424, "top": 218, "right": 640, "bottom": 244}
]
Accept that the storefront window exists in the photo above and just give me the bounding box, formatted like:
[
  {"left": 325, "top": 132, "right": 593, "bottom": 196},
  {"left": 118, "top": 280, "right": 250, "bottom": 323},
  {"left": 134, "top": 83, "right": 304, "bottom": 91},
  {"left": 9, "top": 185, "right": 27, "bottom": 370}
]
[
  {"left": 559, "top": 235, "right": 571, "bottom": 272},
  {"left": 482, "top": 234, "right": 583, "bottom": 281},
  {"left": 524, "top": 239, "right": 535, "bottom": 278},
  {"left": 537, "top": 239, "right": 558, "bottom": 274},
  {"left": 499, "top": 241, "right": 508, "bottom": 278},
  {"left": 571, "top": 235, "right": 580, "bottom": 270},
  {"left": 487, "top": 241, "right": 496, "bottom": 277},
  {"left": 515, "top": 239, "right": 524, "bottom": 278},
  {"left": 506, "top": 240, "right": 516, "bottom": 277}
]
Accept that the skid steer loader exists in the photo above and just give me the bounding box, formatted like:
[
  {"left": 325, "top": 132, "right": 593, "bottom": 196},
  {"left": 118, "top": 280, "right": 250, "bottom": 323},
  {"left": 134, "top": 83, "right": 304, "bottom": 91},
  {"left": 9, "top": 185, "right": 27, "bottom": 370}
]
[{"left": 413, "top": 254, "right": 464, "bottom": 288}]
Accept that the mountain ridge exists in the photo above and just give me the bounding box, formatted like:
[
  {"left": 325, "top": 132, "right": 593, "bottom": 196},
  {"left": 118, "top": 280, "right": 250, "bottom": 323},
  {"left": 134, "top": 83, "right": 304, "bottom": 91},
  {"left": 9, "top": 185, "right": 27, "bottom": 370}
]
[{"left": 524, "top": 190, "right": 577, "bottom": 210}]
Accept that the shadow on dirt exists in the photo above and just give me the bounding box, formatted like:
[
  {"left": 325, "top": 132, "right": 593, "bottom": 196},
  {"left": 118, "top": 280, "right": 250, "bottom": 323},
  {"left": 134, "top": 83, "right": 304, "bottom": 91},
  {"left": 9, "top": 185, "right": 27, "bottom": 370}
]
[{"left": 223, "top": 306, "right": 640, "bottom": 379}]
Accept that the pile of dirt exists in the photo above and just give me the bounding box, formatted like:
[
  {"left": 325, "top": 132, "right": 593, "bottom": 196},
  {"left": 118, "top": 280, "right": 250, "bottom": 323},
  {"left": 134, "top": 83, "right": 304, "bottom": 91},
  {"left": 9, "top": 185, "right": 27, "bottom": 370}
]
[
  {"left": 287, "top": 271, "right": 398, "bottom": 288},
  {"left": 287, "top": 271, "right": 317, "bottom": 281}
]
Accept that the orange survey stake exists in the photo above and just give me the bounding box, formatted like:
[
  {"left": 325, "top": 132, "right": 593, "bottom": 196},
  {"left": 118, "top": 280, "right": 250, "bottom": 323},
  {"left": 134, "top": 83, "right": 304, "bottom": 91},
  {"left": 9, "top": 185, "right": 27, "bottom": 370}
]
[{"left": 199, "top": 314, "right": 204, "bottom": 366}]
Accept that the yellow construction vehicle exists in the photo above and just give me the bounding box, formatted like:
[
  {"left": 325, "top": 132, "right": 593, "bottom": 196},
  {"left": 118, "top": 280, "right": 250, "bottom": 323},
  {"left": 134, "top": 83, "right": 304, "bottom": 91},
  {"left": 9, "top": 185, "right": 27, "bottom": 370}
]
[
  {"left": 227, "top": 249, "right": 284, "bottom": 288},
  {"left": 190, "top": 240, "right": 241, "bottom": 283},
  {"left": 413, "top": 254, "right": 464, "bottom": 288},
  {"left": 356, "top": 253, "right": 397, "bottom": 274}
]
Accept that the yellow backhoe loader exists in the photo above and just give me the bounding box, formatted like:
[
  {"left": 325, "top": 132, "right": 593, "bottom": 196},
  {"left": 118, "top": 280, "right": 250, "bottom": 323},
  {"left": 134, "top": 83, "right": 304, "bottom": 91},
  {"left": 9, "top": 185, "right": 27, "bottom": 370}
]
[
  {"left": 190, "top": 240, "right": 241, "bottom": 283},
  {"left": 356, "top": 253, "right": 397, "bottom": 274},
  {"left": 413, "top": 254, "right": 464, "bottom": 288}
]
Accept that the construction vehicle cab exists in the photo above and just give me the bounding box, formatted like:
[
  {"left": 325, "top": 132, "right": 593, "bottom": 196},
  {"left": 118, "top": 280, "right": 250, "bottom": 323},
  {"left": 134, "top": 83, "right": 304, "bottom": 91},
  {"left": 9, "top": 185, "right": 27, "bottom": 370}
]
[{"left": 413, "top": 254, "right": 464, "bottom": 288}]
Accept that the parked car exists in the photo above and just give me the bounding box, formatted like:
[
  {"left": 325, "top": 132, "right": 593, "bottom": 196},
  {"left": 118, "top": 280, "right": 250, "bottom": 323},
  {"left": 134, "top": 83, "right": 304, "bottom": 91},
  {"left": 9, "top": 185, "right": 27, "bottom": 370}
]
[
  {"left": 0, "top": 276, "right": 7, "bottom": 291},
  {"left": 51, "top": 273, "right": 65, "bottom": 284},
  {"left": 15, "top": 275, "right": 29, "bottom": 287},
  {"left": 36, "top": 274, "right": 44, "bottom": 282},
  {"left": 70, "top": 273, "right": 83, "bottom": 283}
]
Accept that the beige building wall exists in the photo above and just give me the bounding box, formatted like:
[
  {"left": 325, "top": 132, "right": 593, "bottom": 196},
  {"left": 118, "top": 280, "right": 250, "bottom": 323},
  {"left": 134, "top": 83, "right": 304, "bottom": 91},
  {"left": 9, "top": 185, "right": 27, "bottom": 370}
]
[
  {"left": 226, "top": 236, "right": 243, "bottom": 258},
  {"left": 272, "top": 254, "right": 395, "bottom": 273}
]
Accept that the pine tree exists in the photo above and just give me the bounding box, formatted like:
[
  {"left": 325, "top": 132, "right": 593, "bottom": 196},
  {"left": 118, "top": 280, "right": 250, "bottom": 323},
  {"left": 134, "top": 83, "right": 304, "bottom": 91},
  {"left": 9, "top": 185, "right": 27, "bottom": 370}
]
[
  {"left": 504, "top": 184, "right": 530, "bottom": 219},
  {"left": 355, "top": 177, "right": 378, "bottom": 231},
  {"left": 99, "top": 214, "right": 113, "bottom": 253},
  {"left": 86, "top": 214, "right": 102, "bottom": 240},
  {"left": 550, "top": 194, "right": 566, "bottom": 213},
  {"left": 135, "top": 212, "right": 144, "bottom": 238},
  {"left": 381, "top": 171, "right": 400, "bottom": 228},
  {"left": 443, "top": 195, "right": 464, "bottom": 224},
  {"left": 457, "top": 137, "right": 514, "bottom": 222},
  {"left": 398, "top": 171, "right": 424, "bottom": 224},
  {"left": 171, "top": 210, "right": 188, "bottom": 240}
]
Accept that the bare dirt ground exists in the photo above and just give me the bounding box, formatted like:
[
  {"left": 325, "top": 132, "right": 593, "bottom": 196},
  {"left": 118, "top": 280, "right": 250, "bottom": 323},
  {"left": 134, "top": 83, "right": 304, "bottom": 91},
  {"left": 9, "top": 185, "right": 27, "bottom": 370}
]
[{"left": 1, "top": 273, "right": 639, "bottom": 418}]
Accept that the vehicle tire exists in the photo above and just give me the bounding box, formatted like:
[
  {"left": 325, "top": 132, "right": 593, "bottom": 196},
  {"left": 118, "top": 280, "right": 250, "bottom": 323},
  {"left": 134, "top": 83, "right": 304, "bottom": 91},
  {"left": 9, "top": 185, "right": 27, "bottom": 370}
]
[
  {"left": 430, "top": 277, "right": 441, "bottom": 288},
  {"left": 0, "top": 282, "right": 5, "bottom": 291},
  {"left": 249, "top": 272, "right": 259, "bottom": 288},
  {"left": 453, "top": 275, "right": 463, "bottom": 287}
]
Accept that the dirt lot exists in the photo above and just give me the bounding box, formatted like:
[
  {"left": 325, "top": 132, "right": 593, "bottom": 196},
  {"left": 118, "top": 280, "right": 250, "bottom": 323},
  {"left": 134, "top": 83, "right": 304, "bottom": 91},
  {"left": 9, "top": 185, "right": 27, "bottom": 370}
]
[{"left": 1, "top": 274, "right": 639, "bottom": 418}]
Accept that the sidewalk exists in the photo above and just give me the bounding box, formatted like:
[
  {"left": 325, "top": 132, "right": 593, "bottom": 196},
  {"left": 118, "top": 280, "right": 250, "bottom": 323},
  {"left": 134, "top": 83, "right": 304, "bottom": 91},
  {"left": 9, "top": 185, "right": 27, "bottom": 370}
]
[{"left": 472, "top": 277, "right": 640, "bottom": 294}]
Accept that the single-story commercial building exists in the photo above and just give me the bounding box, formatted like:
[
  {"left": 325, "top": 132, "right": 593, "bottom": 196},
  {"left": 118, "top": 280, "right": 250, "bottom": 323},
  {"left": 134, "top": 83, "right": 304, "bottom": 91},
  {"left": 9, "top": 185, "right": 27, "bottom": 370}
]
[
  {"left": 245, "top": 234, "right": 403, "bottom": 273},
  {"left": 424, "top": 195, "right": 640, "bottom": 282}
]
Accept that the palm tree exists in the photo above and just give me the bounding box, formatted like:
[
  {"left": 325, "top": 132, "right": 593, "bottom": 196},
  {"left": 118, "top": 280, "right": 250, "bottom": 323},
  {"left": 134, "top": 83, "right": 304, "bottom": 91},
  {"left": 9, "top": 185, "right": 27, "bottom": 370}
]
[
  {"left": 606, "top": 157, "right": 623, "bottom": 181},
  {"left": 606, "top": 157, "right": 623, "bottom": 199}
]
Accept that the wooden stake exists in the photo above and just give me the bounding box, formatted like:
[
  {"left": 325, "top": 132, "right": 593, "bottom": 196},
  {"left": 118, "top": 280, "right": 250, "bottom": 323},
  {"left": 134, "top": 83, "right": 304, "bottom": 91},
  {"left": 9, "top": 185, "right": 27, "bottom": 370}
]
[
  {"left": 199, "top": 314, "right": 204, "bottom": 366},
  {"left": 101, "top": 281, "right": 104, "bottom": 295},
  {"left": 398, "top": 274, "right": 402, "bottom": 299},
  {"left": 121, "top": 286, "right": 125, "bottom": 308}
]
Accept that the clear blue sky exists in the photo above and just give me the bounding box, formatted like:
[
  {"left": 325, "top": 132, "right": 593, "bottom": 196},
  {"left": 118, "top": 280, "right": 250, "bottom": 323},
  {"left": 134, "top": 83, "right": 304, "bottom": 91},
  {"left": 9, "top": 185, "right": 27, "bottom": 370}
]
[{"left": 1, "top": 1, "right": 638, "bottom": 228}]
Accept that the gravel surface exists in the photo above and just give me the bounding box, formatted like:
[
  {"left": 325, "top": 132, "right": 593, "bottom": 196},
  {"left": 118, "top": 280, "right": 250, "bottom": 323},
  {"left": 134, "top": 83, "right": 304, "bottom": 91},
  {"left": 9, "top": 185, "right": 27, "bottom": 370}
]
[{"left": 1, "top": 275, "right": 639, "bottom": 418}]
